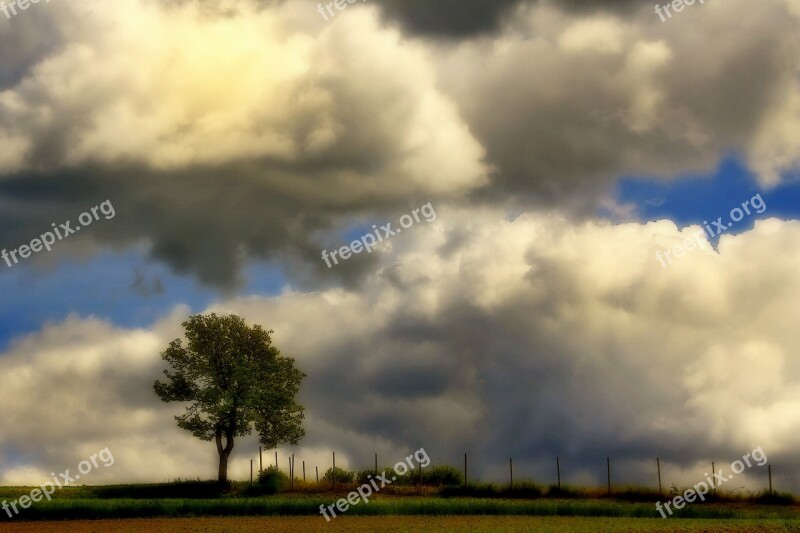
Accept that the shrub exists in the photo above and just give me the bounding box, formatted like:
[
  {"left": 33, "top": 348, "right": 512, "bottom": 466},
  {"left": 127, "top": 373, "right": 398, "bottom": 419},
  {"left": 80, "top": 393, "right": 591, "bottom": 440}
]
[
  {"left": 379, "top": 465, "right": 418, "bottom": 486},
  {"left": 257, "top": 466, "right": 289, "bottom": 493},
  {"left": 754, "top": 491, "right": 795, "bottom": 505},
  {"left": 505, "top": 481, "right": 544, "bottom": 498},
  {"left": 423, "top": 465, "right": 464, "bottom": 486},
  {"left": 355, "top": 469, "right": 376, "bottom": 485},
  {"left": 321, "top": 466, "right": 354, "bottom": 484}
]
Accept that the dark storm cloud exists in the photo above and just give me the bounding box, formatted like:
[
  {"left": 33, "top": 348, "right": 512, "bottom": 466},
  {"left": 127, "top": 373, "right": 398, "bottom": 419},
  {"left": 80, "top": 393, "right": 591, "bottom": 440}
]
[
  {"left": 158, "top": 0, "right": 641, "bottom": 39},
  {"left": 2, "top": 0, "right": 799, "bottom": 494},
  {"left": 436, "top": 0, "right": 800, "bottom": 212},
  {"left": 0, "top": 5, "right": 69, "bottom": 90},
  {"left": 0, "top": 166, "right": 385, "bottom": 289},
  {"left": 221, "top": 210, "right": 800, "bottom": 489},
  {"left": 1, "top": 0, "right": 799, "bottom": 289},
  {"left": 0, "top": 0, "right": 487, "bottom": 288},
  {"left": 3, "top": 208, "right": 800, "bottom": 488},
  {"left": 370, "top": 0, "right": 523, "bottom": 37},
  {"left": 368, "top": 0, "right": 642, "bottom": 39}
]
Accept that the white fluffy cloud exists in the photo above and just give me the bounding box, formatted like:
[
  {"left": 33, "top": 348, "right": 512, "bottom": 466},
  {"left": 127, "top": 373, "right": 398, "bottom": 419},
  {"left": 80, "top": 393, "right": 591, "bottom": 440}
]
[
  {"left": 2, "top": 209, "right": 799, "bottom": 488},
  {"left": 0, "top": 0, "right": 798, "bottom": 286},
  {"left": 436, "top": 0, "right": 800, "bottom": 208},
  {"left": 0, "top": 0, "right": 487, "bottom": 200},
  {"left": 1, "top": 0, "right": 799, "bottom": 495}
]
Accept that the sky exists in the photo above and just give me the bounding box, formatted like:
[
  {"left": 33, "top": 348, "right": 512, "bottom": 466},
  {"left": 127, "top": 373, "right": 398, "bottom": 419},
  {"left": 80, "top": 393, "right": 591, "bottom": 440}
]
[{"left": 1, "top": 0, "right": 800, "bottom": 494}]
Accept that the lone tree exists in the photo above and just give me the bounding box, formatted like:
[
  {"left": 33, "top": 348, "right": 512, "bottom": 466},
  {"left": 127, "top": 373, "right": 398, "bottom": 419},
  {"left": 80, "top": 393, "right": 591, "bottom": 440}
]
[{"left": 154, "top": 313, "right": 305, "bottom": 484}]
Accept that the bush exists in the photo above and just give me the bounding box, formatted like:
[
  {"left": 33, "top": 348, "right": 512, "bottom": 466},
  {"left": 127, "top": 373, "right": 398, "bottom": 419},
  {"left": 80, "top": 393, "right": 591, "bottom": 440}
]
[
  {"left": 355, "top": 469, "right": 376, "bottom": 485},
  {"left": 754, "top": 491, "right": 795, "bottom": 505},
  {"left": 506, "top": 481, "right": 544, "bottom": 498},
  {"left": 321, "top": 466, "right": 354, "bottom": 484},
  {"left": 380, "top": 465, "right": 420, "bottom": 486},
  {"left": 353, "top": 466, "right": 414, "bottom": 486},
  {"left": 423, "top": 465, "right": 464, "bottom": 486},
  {"left": 257, "top": 466, "right": 289, "bottom": 493}
]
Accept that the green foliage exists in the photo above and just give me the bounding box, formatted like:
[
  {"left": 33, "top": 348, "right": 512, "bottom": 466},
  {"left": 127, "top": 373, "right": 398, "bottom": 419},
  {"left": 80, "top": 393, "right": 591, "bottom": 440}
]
[
  {"left": 423, "top": 465, "right": 464, "bottom": 486},
  {"left": 355, "top": 469, "right": 376, "bottom": 484},
  {"left": 376, "top": 465, "right": 415, "bottom": 486},
  {"left": 362, "top": 464, "right": 461, "bottom": 487},
  {"left": 321, "top": 466, "right": 354, "bottom": 484},
  {"left": 5, "top": 495, "right": 794, "bottom": 522},
  {"left": 256, "top": 466, "right": 289, "bottom": 493},
  {"left": 440, "top": 481, "right": 542, "bottom": 498},
  {"left": 153, "top": 313, "right": 306, "bottom": 482},
  {"left": 754, "top": 490, "right": 795, "bottom": 505},
  {"left": 506, "top": 481, "right": 544, "bottom": 498}
]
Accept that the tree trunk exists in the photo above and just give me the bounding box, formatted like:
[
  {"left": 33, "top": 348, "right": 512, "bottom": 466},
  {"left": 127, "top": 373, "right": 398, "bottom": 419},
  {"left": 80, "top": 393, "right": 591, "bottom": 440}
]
[{"left": 215, "top": 429, "right": 235, "bottom": 485}]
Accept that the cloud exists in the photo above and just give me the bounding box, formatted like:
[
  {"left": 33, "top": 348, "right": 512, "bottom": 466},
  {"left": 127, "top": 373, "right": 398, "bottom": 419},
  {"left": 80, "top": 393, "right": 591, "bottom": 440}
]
[
  {"left": 2, "top": 209, "right": 800, "bottom": 489},
  {"left": 369, "top": 0, "right": 523, "bottom": 38},
  {"left": 365, "top": 0, "right": 645, "bottom": 39},
  {"left": 0, "top": 309, "right": 202, "bottom": 483},
  {"left": 435, "top": 0, "right": 800, "bottom": 211},
  {"left": 0, "top": 0, "right": 799, "bottom": 292},
  {"left": 0, "top": 0, "right": 487, "bottom": 288}
]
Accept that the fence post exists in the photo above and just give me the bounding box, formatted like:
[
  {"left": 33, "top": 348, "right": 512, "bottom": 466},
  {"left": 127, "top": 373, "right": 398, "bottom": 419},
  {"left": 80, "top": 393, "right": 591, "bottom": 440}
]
[
  {"left": 316, "top": 466, "right": 319, "bottom": 483},
  {"left": 769, "top": 464, "right": 773, "bottom": 495},
  {"left": 303, "top": 460, "right": 306, "bottom": 482},
  {"left": 291, "top": 454, "right": 295, "bottom": 491},
  {"left": 557, "top": 457, "right": 561, "bottom": 490},
  {"left": 259, "top": 447, "right": 263, "bottom": 473},
  {"left": 657, "top": 457, "right": 662, "bottom": 497},
  {"left": 250, "top": 459, "right": 253, "bottom": 488},
  {"left": 275, "top": 451, "right": 278, "bottom": 470},
  {"left": 712, "top": 462, "right": 716, "bottom": 495}
]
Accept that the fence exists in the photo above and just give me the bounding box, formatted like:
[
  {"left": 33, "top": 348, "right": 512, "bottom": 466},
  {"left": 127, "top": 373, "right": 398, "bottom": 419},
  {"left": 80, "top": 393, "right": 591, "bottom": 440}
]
[{"left": 252, "top": 447, "right": 777, "bottom": 496}]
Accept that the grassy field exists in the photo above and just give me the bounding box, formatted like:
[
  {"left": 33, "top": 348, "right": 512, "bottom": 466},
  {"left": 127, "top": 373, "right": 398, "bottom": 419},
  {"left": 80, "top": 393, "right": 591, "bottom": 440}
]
[
  {"left": 1, "top": 494, "right": 799, "bottom": 522},
  {"left": 3, "top": 516, "right": 800, "bottom": 532},
  {"left": 1, "top": 480, "right": 797, "bottom": 530}
]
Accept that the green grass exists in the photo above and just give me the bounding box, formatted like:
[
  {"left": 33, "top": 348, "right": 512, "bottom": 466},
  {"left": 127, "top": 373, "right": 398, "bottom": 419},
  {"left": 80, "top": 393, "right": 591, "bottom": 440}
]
[
  {"left": 0, "top": 480, "right": 797, "bottom": 522},
  {"left": 1, "top": 496, "right": 799, "bottom": 522}
]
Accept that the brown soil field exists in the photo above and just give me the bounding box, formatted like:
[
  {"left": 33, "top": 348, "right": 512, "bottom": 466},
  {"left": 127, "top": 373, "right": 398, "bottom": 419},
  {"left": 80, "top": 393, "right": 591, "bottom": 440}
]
[{"left": 2, "top": 516, "right": 799, "bottom": 532}]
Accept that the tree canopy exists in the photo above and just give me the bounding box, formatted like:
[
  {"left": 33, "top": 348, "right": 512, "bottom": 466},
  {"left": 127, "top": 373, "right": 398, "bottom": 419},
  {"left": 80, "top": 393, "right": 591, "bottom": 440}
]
[{"left": 154, "top": 313, "right": 305, "bottom": 484}]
